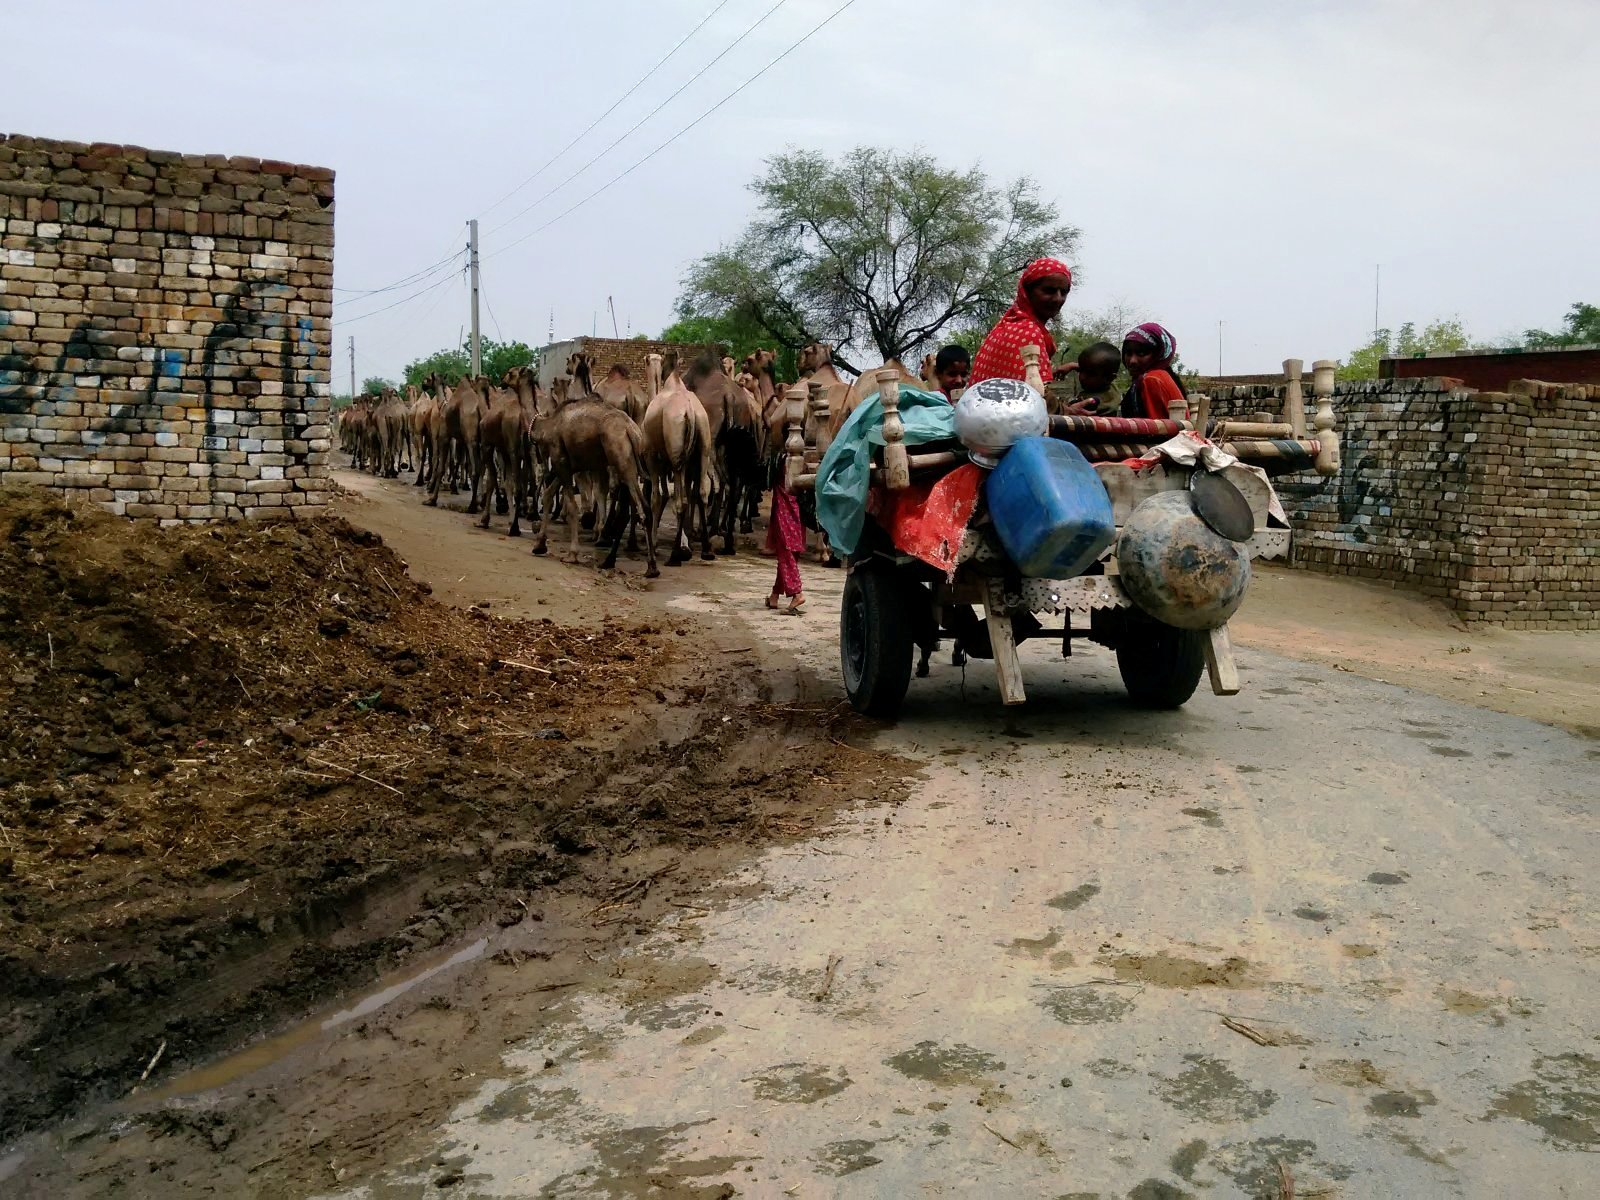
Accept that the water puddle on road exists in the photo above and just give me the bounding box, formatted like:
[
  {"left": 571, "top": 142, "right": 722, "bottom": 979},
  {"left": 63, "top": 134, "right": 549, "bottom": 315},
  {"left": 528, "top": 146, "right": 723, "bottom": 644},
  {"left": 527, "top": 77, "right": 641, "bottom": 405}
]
[{"left": 147, "top": 937, "right": 489, "bottom": 1100}]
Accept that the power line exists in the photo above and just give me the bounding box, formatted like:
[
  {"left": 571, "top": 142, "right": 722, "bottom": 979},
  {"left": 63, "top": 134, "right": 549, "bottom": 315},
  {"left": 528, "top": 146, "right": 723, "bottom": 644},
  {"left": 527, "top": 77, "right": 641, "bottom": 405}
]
[
  {"left": 336, "top": 270, "right": 460, "bottom": 326},
  {"left": 487, "top": 0, "right": 858, "bottom": 262},
  {"left": 359, "top": 272, "right": 463, "bottom": 369},
  {"left": 480, "top": 279, "right": 506, "bottom": 343},
  {"left": 331, "top": 226, "right": 466, "bottom": 297},
  {"left": 485, "top": 0, "right": 793, "bottom": 239},
  {"left": 478, "top": 0, "right": 737, "bottom": 221}
]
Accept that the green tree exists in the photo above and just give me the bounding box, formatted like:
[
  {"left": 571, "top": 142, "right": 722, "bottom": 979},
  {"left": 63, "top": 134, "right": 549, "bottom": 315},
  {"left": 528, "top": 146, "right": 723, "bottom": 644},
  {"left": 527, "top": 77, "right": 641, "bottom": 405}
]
[
  {"left": 402, "top": 337, "right": 536, "bottom": 388},
  {"left": 1522, "top": 302, "right": 1600, "bottom": 348},
  {"left": 481, "top": 337, "right": 536, "bottom": 380},
  {"left": 1051, "top": 301, "right": 1141, "bottom": 367},
  {"left": 678, "top": 146, "right": 1078, "bottom": 373},
  {"left": 1338, "top": 317, "right": 1473, "bottom": 380},
  {"left": 360, "top": 375, "right": 394, "bottom": 396},
  {"left": 403, "top": 346, "right": 470, "bottom": 388},
  {"left": 660, "top": 307, "right": 797, "bottom": 379}
]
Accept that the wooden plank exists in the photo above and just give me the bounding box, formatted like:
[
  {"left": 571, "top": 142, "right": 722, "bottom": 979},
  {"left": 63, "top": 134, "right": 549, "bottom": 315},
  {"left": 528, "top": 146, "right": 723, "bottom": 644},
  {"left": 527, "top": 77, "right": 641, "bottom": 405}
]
[
  {"left": 984, "top": 578, "right": 1027, "bottom": 705},
  {"left": 1204, "top": 623, "right": 1240, "bottom": 695},
  {"left": 1213, "top": 421, "right": 1296, "bottom": 439}
]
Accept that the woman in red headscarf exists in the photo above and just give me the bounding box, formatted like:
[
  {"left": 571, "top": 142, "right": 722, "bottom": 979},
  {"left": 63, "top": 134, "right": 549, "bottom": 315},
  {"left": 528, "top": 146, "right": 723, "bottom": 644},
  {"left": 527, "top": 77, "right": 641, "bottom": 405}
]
[
  {"left": 1120, "top": 322, "right": 1189, "bottom": 422},
  {"left": 969, "top": 257, "right": 1073, "bottom": 386}
]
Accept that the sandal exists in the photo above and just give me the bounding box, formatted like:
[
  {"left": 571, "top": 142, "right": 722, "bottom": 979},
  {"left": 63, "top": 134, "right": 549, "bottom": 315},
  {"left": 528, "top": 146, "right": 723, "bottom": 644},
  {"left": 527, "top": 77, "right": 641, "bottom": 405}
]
[
  {"left": 784, "top": 596, "right": 806, "bottom": 616},
  {"left": 765, "top": 594, "right": 782, "bottom": 610}
]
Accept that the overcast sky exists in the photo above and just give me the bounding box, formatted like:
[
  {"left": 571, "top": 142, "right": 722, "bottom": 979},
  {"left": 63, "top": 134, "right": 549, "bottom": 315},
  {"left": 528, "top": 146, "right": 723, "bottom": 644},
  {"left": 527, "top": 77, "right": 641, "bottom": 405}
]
[{"left": 8, "top": 0, "right": 1597, "bottom": 381}]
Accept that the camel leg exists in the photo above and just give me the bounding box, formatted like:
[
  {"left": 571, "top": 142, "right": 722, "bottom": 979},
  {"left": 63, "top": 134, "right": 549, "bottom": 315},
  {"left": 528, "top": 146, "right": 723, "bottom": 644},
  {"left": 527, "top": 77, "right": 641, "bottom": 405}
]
[
  {"left": 505, "top": 452, "right": 522, "bottom": 538},
  {"left": 565, "top": 485, "right": 584, "bottom": 565},
  {"left": 599, "top": 483, "right": 629, "bottom": 571},
  {"left": 532, "top": 475, "right": 560, "bottom": 556},
  {"left": 720, "top": 473, "right": 739, "bottom": 557},
  {"left": 426, "top": 434, "right": 446, "bottom": 507},
  {"left": 697, "top": 483, "right": 715, "bottom": 562},
  {"left": 478, "top": 449, "right": 500, "bottom": 531},
  {"left": 668, "top": 465, "right": 689, "bottom": 566},
  {"left": 628, "top": 469, "right": 659, "bottom": 578},
  {"left": 465, "top": 447, "right": 483, "bottom": 514}
]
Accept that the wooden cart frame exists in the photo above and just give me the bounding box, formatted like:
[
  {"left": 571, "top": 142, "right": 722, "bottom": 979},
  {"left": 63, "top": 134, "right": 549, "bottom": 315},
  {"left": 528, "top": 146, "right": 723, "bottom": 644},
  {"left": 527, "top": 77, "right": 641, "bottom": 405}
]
[{"left": 786, "top": 349, "right": 1341, "bottom": 715}]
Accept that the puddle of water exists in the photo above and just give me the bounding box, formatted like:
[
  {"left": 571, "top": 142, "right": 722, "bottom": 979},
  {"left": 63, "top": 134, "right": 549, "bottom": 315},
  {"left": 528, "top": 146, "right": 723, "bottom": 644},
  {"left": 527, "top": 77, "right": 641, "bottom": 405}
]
[{"left": 148, "top": 938, "right": 488, "bottom": 1100}]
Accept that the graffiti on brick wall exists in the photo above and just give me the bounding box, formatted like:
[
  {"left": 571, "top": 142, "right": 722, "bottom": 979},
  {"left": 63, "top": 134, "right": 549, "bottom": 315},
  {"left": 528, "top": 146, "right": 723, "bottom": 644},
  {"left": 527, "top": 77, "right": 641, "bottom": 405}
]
[{"left": 1, "top": 274, "right": 317, "bottom": 504}]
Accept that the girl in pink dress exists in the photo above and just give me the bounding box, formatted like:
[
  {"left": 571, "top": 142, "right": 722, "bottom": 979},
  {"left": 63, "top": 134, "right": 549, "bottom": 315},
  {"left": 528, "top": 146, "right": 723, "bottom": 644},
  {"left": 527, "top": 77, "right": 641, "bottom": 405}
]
[{"left": 766, "top": 481, "right": 806, "bottom": 615}]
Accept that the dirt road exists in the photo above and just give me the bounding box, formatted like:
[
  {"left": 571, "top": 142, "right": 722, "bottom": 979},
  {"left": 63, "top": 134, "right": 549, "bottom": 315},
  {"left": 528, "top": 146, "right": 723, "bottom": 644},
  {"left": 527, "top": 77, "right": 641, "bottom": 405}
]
[{"left": 6, "top": 471, "right": 1595, "bottom": 1198}]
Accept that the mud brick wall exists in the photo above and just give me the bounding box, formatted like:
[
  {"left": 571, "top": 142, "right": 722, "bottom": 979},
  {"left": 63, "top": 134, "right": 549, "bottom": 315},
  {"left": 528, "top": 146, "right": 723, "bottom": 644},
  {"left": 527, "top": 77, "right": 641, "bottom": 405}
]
[
  {"left": 0, "top": 133, "right": 334, "bottom": 522},
  {"left": 1207, "top": 378, "right": 1600, "bottom": 628},
  {"left": 537, "top": 336, "right": 717, "bottom": 395}
]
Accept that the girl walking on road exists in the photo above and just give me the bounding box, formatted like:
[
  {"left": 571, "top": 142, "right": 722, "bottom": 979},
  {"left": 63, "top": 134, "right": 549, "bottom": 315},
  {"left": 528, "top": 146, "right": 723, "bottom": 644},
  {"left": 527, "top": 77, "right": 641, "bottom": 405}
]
[{"left": 766, "top": 480, "right": 806, "bottom": 615}]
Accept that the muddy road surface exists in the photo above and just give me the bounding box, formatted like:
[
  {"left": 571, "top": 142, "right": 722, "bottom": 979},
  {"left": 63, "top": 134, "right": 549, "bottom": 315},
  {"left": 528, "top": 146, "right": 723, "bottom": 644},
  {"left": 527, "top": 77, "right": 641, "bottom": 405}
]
[{"left": 5, "top": 471, "right": 1596, "bottom": 1199}]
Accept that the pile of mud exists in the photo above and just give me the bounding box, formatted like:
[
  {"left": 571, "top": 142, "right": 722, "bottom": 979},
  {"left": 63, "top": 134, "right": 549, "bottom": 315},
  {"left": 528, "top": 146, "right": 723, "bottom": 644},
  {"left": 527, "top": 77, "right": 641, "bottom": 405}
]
[{"left": 0, "top": 487, "right": 905, "bottom": 1138}]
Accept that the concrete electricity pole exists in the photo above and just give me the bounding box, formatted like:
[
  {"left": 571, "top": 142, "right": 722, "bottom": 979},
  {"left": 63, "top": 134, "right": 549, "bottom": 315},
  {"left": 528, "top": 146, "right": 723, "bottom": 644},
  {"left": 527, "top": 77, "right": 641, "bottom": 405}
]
[
  {"left": 468, "top": 219, "right": 481, "bottom": 378},
  {"left": 348, "top": 336, "right": 355, "bottom": 398}
]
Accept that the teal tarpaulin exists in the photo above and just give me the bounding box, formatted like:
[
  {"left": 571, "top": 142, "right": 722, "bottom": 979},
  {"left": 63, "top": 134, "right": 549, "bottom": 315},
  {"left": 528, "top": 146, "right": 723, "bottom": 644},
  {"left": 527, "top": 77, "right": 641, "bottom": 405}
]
[{"left": 814, "top": 385, "right": 959, "bottom": 555}]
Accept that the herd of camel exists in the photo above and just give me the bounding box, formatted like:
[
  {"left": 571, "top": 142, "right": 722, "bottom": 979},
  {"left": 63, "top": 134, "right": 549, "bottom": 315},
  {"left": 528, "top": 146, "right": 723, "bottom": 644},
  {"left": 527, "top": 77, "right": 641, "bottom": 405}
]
[{"left": 336, "top": 343, "right": 939, "bottom": 577}]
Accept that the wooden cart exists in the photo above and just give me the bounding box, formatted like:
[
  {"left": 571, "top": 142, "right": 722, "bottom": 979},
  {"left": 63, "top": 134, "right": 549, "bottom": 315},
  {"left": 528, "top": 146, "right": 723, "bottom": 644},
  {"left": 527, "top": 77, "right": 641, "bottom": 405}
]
[{"left": 784, "top": 349, "right": 1341, "bottom": 716}]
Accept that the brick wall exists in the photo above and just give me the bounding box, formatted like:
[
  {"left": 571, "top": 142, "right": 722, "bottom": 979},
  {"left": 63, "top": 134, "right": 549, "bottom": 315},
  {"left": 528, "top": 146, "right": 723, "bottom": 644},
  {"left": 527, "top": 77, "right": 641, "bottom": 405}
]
[
  {"left": 1207, "top": 377, "right": 1600, "bottom": 628},
  {"left": 1382, "top": 346, "right": 1600, "bottom": 391},
  {"left": 537, "top": 336, "right": 717, "bottom": 395},
  {"left": 0, "top": 133, "right": 334, "bottom": 523}
]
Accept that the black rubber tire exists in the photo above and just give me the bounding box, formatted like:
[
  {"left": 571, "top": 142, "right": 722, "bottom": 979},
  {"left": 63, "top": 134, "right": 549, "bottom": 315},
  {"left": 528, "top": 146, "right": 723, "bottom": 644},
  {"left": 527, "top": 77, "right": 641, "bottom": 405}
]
[
  {"left": 840, "top": 567, "right": 914, "bottom": 719},
  {"left": 1115, "top": 617, "right": 1207, "bottom": 709}
]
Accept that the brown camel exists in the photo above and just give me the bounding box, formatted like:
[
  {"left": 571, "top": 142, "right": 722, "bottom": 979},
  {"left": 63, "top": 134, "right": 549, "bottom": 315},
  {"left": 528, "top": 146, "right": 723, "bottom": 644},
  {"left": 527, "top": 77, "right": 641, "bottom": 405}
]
[
  {"left": 475, "top": 373, "right": 537, "bottom": 537},
  {"left": 530, "top": 400, "right": 659, "bottom": 578},
  {"left": 642, "top": 352, "right": 715, "bottom": 566},
  {"left": 593, "top": 363, "right": 648, "bottom": 426},
  {"left": 428, "top": 375, "right": 489, "bottom": 511},
  {"left": 407, "top": 384, "right": 439, "bottom": 488}
]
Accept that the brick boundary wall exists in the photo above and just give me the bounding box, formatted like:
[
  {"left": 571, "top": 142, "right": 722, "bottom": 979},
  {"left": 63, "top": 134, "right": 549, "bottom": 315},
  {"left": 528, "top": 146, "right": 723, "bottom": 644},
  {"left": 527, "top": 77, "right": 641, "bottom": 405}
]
[
  {"left": 1207, "top": 377, "right": 1600, "bottom": 628},
  {"left": 0, "top": 133, "right": 334, "bottom": 522},
  {"left": 537, "top": 337, "right": 718, "bottom": 395}
]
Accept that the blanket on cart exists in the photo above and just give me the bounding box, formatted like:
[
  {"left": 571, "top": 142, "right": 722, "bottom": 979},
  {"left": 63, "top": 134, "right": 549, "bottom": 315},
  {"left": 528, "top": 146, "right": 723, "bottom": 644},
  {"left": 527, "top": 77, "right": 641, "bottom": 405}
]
[{"left": 815, "top": 384, "right": 960, "bottom": 555}]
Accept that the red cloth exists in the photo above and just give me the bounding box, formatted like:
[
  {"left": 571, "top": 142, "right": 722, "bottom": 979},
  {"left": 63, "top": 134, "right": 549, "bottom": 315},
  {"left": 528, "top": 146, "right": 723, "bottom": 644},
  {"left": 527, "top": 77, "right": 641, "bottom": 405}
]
[
  {"left": 970, "top": 258, "right": 1072, "bottom": 386},
  {"left": 1129, "top": 368, "right": 1188, "bottom": 421},
  {"left": 768, "top": 483, "right": 804, "bottom": 597},
  {"left": 867, "top": 464, "right": 983, "bottom": 577}
]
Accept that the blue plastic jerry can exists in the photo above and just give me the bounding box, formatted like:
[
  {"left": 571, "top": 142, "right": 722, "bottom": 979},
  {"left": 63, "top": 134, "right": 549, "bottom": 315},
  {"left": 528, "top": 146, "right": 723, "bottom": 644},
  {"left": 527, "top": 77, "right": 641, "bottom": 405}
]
[{"left": 985, "top": 437, "right": 1115, "bottom": 578}]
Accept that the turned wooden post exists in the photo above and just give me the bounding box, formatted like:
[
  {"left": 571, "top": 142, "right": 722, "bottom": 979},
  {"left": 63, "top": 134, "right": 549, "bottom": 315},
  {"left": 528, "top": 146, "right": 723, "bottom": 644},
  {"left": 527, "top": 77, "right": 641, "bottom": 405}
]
[
  {"left": 784, "top": 382, "right": 809, "bottom": 490},
  {"left": 808, "top": 381, "right": 832, "bottom": 457},
  {"left": 1020, "top": 344, "right": 1048, "bottom": 394},
  {"left": 646, "top": 353, "right": 662, "bottom": 400},
  {"left": 1282, "top": 358, "right": 1306, "bottom": 438},
  {"left": 1312, "top": 358, "right": 1340, "bottom": 476},
  {"left": 877, "top": 366, "right": 910, "bottom": 490}
]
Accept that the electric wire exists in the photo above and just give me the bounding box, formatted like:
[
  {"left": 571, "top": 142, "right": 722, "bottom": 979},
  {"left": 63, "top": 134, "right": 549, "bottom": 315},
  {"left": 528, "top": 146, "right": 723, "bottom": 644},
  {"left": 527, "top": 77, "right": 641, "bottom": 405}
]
[
  {"left": 488, "top": 0, "right": 858, "bottom": 261},
  {"left": 478, "top": 0, "right": 737, "bottom": 220},
  {"left": 484, "top": 0, "right": 793, "bottom": 239}
]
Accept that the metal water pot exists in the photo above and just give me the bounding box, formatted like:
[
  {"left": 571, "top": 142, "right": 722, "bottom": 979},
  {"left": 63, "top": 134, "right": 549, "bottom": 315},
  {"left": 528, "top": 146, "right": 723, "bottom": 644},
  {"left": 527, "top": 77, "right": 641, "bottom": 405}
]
[{"left": 953, "top": 377, "right": 1048, "bottom": 468}]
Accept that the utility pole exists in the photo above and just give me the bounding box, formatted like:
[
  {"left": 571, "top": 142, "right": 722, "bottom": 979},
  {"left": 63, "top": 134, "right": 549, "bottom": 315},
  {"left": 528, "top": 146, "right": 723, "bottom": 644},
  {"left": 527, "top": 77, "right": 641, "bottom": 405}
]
[
  {"left": 1217, "top": 320, "right": 1223, "bottom": 377},
  {"left": 608, "top": 295, "right": 619, "bottom": 338},
  {"left": 348, "top": 335, "right": 355, "bottom": 397},
  {"left": 1374, "top": 263, "right": 1381, "bottom": 341},
  {"left": 468, "top": 219, "right": 481, "bottom": 377}
]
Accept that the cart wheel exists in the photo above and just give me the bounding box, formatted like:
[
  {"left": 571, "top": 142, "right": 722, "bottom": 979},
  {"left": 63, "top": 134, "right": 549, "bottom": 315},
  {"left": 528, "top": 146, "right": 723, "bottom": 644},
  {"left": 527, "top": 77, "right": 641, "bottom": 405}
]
[
  {"left": 840, "top": 566, "right": 914, "bottom": 718},
  {"left": 1115, "top": 615, "right": 1207, "bottom": 709}
]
